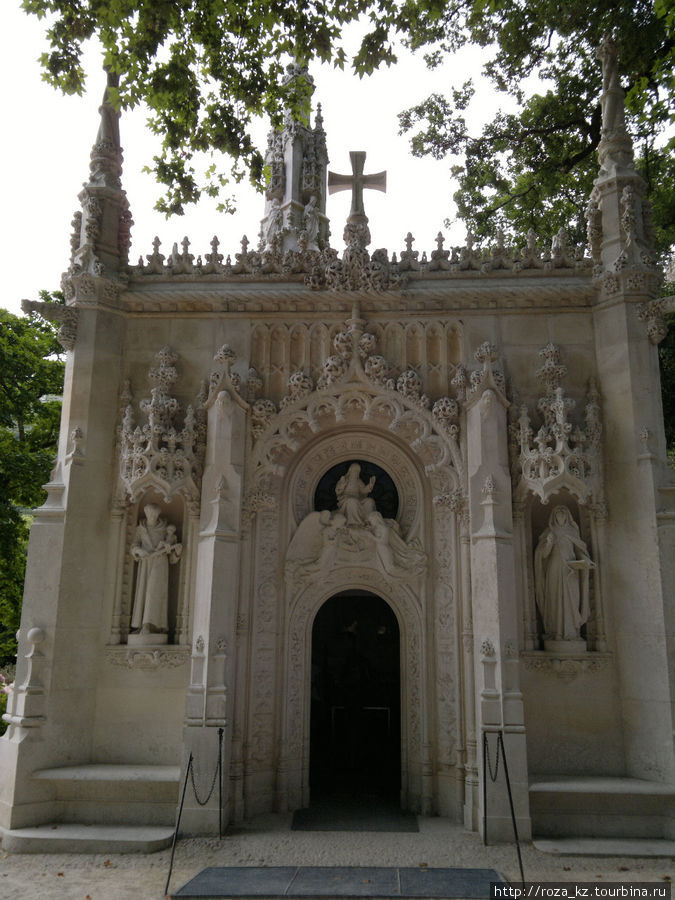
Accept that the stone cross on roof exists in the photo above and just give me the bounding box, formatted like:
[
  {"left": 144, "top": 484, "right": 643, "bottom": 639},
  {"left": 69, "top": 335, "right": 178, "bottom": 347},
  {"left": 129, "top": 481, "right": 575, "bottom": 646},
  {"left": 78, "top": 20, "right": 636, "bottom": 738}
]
[{"left": 328, "top": 151, "right": 386, "bottom": 224}]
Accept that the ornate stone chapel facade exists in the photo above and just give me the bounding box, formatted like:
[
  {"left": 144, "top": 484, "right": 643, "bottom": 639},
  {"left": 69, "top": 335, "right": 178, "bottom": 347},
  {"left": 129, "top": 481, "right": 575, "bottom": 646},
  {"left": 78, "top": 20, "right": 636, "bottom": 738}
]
[{"left": 1, "top": 41, "right": 674, "bottom": 850}]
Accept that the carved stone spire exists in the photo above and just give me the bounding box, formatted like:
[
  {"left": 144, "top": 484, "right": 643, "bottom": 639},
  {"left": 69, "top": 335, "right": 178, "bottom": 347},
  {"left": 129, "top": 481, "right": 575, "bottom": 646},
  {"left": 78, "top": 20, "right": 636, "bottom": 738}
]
[
  {"left": 67, "top": 70, "right": 133, "bottom": 285},
  {"left": 595, "top": 35, "right": 634, "bottom": 180},
  {"left": 89, "top": 71, "right": 124, "bottom": 189},
  {"left": 587, "top": 35, "right": 660, "bottom": 295},
  {"left": 259, "top": 62, "right": 329, "bottom": 255}
]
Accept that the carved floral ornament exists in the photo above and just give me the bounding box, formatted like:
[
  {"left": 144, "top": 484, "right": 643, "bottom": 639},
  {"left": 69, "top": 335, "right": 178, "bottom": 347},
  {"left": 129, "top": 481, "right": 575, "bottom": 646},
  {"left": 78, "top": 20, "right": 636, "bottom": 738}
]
[{"left": 513, "top": 344, "right": 603, "bottom": 507}]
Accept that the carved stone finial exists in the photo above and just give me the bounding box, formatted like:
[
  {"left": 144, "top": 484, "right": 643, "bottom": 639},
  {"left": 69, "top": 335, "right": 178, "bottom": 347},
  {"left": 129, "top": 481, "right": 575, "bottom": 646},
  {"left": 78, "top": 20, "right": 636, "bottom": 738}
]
[
  {"left": 595, "top": 34, "right": 634, "bottom": 177},
  {"left": 89, "top": 70, "right": 123, "bottom": 190}
]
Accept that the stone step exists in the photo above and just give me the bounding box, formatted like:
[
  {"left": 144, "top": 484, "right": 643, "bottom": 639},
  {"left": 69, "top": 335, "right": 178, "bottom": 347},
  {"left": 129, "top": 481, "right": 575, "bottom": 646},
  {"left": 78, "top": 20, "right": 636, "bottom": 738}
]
[
  {"left": 30, "top": 763, "right": 181, "bottom": 826},
  {"left": 1, "top": 823, "right": 174, "bottom": 854},
  {"left": 534, "top": 837, "right": 675, "bottom": 857},
  {"left": 529, "top": 776, "right": 675, "bottom": 839}
]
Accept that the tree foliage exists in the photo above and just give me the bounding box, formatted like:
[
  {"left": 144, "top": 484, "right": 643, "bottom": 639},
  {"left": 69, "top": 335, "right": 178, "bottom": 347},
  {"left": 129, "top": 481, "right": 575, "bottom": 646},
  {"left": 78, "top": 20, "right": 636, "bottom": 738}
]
[
  {"left": 23, "top": 0, "right": 404, "bottom": 215},
  {"left": 24, "top": 0, "right": 673, "bottom": 249},
  {"left": 397, "top": 0, "right": 674, "bottom": 253},
  {"left": 0, "top": 295, "right": 64, "bottom": 663}
]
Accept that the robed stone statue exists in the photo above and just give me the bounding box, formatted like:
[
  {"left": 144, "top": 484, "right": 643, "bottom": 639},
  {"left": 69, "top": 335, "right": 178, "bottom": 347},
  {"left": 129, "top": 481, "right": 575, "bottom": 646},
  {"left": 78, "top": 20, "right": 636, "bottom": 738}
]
[
  {"left": 130, "top": 503, "right": 182, "bottom": 639},
  {"left": 534, "top": 505, "right": 594, "bottom": 650}
]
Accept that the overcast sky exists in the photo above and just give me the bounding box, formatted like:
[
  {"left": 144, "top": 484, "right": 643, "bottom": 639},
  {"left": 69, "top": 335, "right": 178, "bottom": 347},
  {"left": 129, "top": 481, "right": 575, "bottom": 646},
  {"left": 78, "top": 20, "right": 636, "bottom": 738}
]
[{"left": 2, "top": 1, "right": 519, "bottom": 315}]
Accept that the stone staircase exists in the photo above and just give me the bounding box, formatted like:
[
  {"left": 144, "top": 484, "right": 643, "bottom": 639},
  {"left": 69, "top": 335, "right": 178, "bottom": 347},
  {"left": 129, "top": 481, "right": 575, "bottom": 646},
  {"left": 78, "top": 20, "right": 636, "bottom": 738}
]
[
  {"left": 1, "top": 764, "right": 180, "bottom": 853},
  {"left": 529, "top": 776, "right": 675, "bottom": 843}
]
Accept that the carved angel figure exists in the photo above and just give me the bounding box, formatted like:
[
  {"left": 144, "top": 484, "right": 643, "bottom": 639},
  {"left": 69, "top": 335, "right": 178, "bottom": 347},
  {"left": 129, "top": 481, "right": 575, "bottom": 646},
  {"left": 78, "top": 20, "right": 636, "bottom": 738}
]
[
  {"left": 534, "top": 505, "right": 595, "bottom": 644},
  {"left": 130, "top": 504, "right": 182, "bottom": 635}
]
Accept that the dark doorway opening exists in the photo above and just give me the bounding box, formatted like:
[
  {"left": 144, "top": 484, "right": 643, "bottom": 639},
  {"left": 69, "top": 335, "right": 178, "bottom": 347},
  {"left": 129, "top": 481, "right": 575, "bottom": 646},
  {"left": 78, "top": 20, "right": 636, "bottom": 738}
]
[{"left": 309, "top": 591, "right": 401, "bottom": 800}]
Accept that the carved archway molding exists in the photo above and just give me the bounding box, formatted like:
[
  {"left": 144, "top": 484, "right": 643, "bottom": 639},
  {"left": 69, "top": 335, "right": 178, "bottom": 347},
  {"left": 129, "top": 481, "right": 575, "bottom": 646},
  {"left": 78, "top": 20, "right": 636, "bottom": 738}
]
[
  {"left": 245, "top": 381, "right": 464, "bottom": 522},
  {"left": 281, "top": 568, "right": 428, "bottom": 813},
  {"left": 284, "top": 427, "right": 434, "bottom": 538}
]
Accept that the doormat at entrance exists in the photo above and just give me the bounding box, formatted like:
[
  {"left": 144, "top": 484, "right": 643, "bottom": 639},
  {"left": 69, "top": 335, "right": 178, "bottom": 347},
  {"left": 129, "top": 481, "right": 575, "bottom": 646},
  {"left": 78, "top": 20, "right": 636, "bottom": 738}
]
[
  {"left": 172, "top": 865, "right": 505, "bottom": 899},
  {"left": 291, "top": 800, "right": 419, "bottom": 832}
]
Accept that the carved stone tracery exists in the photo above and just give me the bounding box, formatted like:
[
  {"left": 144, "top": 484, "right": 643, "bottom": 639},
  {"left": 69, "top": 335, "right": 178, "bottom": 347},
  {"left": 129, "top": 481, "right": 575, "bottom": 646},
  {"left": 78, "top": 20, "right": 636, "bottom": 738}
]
[
  {"left": 119, "top": 347, "right": 207, "bottom": 504},
  {"left": 514, "top": 344, "right": 603, "bottom": 505}
]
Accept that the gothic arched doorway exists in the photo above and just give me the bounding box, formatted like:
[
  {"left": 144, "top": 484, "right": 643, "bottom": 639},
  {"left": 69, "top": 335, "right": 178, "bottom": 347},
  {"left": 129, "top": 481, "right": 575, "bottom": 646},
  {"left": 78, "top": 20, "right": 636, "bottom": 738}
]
[{"left": 309, "top": 591, "right": 401, "bottom": 799}]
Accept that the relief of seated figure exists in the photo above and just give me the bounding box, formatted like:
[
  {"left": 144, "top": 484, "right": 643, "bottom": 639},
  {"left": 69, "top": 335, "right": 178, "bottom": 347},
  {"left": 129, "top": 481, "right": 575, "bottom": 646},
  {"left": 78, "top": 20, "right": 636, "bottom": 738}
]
[{"left": 286, "top": 463, "right": 425, "bottom": 582}]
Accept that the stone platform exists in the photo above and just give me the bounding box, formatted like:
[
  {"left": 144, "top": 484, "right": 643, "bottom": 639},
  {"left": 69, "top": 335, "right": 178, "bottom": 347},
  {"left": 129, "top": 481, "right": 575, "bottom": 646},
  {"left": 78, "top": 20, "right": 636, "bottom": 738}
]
[{"left": 172, "top": 866, "right": 505, "bottom": 899}]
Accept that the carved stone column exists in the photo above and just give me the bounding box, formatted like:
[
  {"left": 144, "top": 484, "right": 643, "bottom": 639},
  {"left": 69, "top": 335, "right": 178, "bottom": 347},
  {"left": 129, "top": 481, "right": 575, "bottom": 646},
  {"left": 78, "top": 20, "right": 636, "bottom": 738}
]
[
  {"left": 181, "top": 389, "right": 247, "bottom": 832},
  {"left": 587, "top": 36, "right": 675, "bottom": 781},
  {"left": 465, "top": 344, "right": 531, "bottom": 841},
  {"left": 0, "top": 306, "right": 125, "bottom": 831}
]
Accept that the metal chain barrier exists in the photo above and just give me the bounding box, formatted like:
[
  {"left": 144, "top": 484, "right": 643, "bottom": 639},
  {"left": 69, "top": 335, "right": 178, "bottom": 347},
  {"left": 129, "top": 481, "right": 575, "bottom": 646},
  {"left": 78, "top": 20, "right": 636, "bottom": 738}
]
[
  {"left": 484, "top": 730, "right": 501, "bottom": 783},
  {"left": 482, "top": 730, "right": 525, "bottom": 886},
  {"left": 165, "top": 727, "right": 225, "bottom": 896},
  {"left": 190, "top": 750, "right": 221, "bottom": 807}
]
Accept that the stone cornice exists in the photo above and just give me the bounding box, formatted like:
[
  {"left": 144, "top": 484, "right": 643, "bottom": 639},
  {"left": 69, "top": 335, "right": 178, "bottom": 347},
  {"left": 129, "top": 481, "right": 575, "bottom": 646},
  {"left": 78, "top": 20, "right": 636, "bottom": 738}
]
[{"left": 114, "top": 270, "right": 595, "bottom": 315}]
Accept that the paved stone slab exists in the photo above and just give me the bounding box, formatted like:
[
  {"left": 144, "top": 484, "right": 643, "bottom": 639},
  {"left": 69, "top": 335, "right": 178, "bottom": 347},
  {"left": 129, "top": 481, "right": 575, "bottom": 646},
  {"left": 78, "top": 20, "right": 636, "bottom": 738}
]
[
  {"left": 399, "top": 867, "right": 503, "bottom": 898},
  {"left": 174, "top": 867, "right": 298, "bottom": 897},
  {"left": 291, "top": 866, "right": 400, "bottom": 896},
  {"left": 534, "top": 837, "right": 675, "bottom": 857},
  {"left": 172, "top": 866, "right": 505, "bottom": 898}
]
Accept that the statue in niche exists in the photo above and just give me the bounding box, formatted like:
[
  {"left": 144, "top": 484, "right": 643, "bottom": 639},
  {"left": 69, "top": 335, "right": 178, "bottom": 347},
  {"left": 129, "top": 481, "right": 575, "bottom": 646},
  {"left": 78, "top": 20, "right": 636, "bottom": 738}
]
[
  {"left": 534, "top": 505, "right": 595, "bottom": 650},
  {"left": 264, "top": 197, "right": 283, "bottom": 248},
  {"left": 130, "top": 503, "right": 182, "bottom": 640},
  {"left": 286, "top": 463, "right": 425, "bottom": 581},
  {"left": 336, "top": 462, "right": 376, "bottom": 526},
  {"left": 302, "top": 194, "right": 320, "bottom": 247}
]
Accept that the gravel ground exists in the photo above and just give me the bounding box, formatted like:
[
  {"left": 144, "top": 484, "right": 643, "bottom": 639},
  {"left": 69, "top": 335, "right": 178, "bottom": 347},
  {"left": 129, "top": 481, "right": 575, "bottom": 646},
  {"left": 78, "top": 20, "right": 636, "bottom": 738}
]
[{"left": 0, "top": 813, "right": 673, "bottom": 900}]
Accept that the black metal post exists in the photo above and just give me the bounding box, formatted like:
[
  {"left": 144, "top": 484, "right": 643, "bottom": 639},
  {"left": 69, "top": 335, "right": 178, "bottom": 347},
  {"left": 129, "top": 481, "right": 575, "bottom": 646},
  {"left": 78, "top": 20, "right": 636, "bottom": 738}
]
[
  {"left": 218, "top": 727, "right": 224, "bottom": 839},
  {"left": 482, "top": 731, "right": 488, "bottom": 845},
  {"left": 165, "top": 752, "right": 193, "bottom": 897},
  {"left": 498, "top": 733, "right": 525, "bottom": 885}
]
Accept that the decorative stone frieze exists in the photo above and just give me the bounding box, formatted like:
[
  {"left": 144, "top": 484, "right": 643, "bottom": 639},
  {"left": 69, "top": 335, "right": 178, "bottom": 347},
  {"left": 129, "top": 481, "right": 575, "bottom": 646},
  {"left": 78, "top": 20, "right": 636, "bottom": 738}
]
[
  {"left": 522, "top": 651, "right": 610, "bottom": 683},
  {"left": 105, "top": 646, "right": 191, "bottom": 669},
  {"left": 514, "top": 344, "right": 602, "bottom": 504}
]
